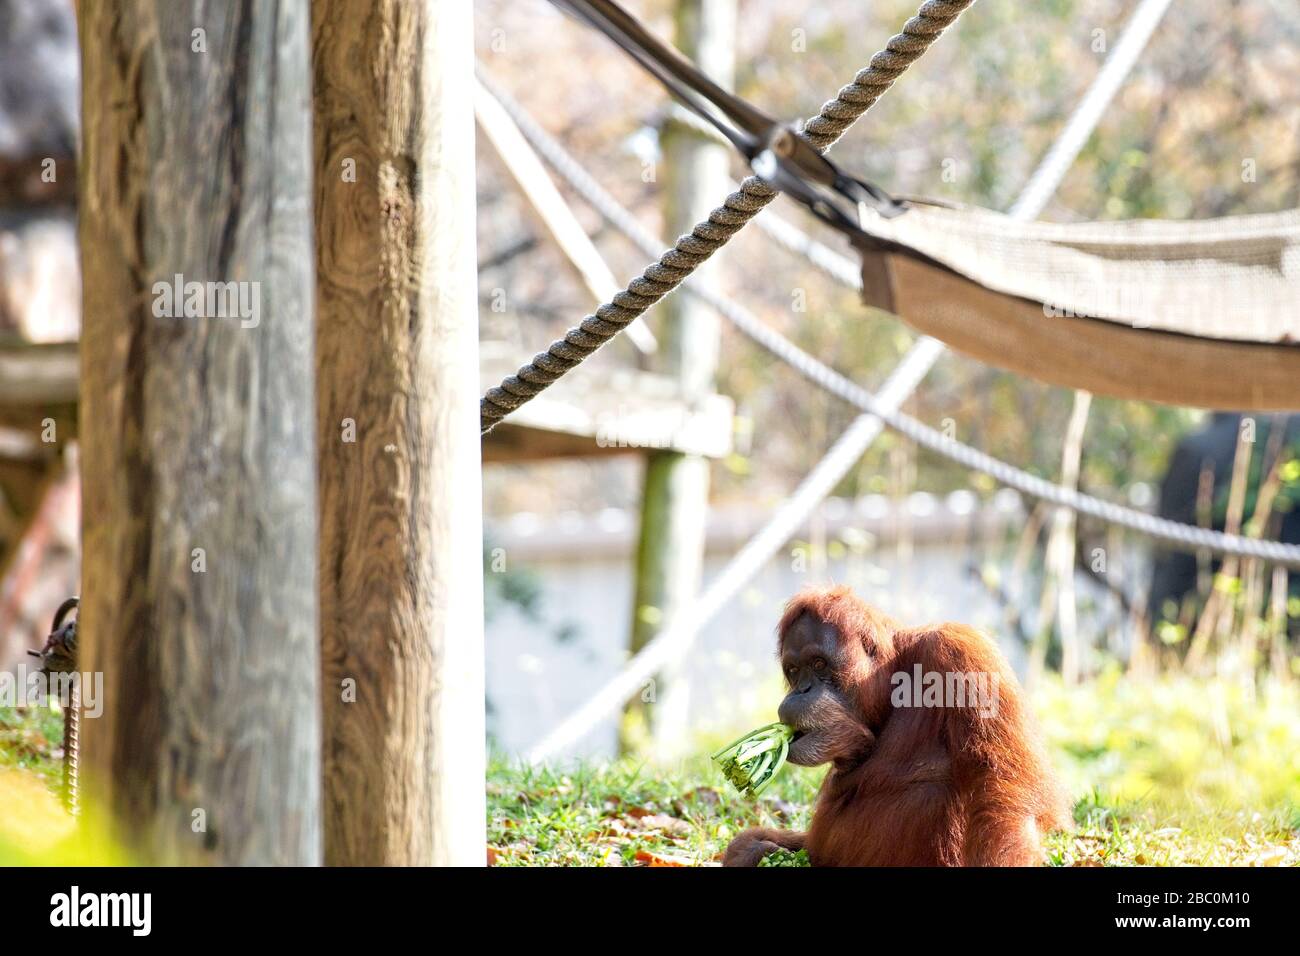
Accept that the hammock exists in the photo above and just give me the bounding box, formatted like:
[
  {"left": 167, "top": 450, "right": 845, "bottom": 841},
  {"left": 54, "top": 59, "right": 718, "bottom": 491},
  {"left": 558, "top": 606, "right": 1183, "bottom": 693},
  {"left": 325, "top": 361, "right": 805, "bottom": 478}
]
[{"left": 855, "top": 203, "right": 1300, "bottom": 410}]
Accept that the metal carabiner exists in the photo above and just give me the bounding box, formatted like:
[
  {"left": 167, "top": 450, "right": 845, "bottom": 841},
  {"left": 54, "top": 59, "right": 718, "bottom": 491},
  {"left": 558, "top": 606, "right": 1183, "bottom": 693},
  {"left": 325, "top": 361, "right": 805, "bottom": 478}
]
[{"left": 551, "top": 0, "right": 907, "bottom": 239}]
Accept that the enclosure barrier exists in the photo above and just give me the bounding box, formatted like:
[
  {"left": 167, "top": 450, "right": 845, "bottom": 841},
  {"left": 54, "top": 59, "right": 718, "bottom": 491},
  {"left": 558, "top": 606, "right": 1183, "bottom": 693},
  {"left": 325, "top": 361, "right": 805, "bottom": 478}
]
[{"left": 515, "top": 0, "right": 1288, "bottom": 761}]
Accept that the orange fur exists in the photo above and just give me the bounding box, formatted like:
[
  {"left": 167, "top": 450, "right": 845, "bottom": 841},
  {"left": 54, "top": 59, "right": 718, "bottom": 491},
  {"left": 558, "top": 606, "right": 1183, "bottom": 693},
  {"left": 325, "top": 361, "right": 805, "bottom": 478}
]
[{"left": 730, "top": 586, "right": 1070, "bottom": 867}]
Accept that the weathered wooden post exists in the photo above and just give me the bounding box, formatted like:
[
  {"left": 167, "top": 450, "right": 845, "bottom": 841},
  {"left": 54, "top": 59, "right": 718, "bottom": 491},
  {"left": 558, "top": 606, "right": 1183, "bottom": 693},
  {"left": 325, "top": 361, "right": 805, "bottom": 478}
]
[
  {"left": 78, "top": 1, "right": 320, "bottom": 864},
  {"left": 313, "top": 0, "right": 485, "bottom": 864},
  {"left": 623, "top": 0, "right": 735, "bottom": 755}
]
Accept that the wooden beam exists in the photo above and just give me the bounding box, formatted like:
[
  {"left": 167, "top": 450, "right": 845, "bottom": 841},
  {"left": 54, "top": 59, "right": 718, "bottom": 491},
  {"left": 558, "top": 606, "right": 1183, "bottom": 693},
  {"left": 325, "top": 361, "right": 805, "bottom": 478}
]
[
  {"left": 623, "top": 0, "right": 734, "bottom": 756},
  {"left": 474, "top": 80, "right": 657, "bottom": 356},
  {"left": 77, "top": 0, "right": 320, "bottom": 864},
  {"left": 0, "top": 340, "right": 735, "bottom": 462},
  {"left": 479, "top": 345, "right": 733, "bottom": 462},
  {"left": 0, "top": 341, "right": 77, "bottom": 441},
  {"left": 0, "top": 340, "right": 78, "bottom": 405},
  {"left": 313, "top": 0, "right": 485, "bottom": 865}
]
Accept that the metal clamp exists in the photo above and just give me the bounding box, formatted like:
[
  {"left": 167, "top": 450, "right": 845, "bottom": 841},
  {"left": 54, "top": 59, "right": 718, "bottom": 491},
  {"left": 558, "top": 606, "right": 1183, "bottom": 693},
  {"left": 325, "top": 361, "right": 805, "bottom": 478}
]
[{"left": 550, "top": 0, "right": 907, "bottom": 238}]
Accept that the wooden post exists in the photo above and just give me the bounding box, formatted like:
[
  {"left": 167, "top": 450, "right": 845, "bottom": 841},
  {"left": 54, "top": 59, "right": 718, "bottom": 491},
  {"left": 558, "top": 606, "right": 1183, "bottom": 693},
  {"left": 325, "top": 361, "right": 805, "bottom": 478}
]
[
  {"left": 622, "top": 0, "right": 735, "bottom": 755},
  {"left": 77, "top": 1, "right": 320, "bottom": 864},
  {"left": 313, "top": 0, "right": 485, "bottom": 864}
]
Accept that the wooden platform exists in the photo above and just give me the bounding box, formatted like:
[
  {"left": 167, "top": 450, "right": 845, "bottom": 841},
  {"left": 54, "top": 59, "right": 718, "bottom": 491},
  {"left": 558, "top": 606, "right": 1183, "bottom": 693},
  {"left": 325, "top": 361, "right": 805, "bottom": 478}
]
[
  {"left": 0, "top": 340, "right": 734, "bottom": 463},
  {"left": 0, "top": 339, "right": 76, "bottom": 436},
  {"left": 480, "top": 344, "right": 733, "bottom": 462}
]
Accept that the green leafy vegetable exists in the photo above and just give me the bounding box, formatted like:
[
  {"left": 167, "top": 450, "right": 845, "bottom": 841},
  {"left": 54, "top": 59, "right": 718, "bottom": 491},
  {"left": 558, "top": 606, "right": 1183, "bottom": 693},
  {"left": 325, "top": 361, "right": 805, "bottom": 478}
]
[
  {"left": 758, "top": 847, "right": 810, "bottom": 867},
  {"left": 711, "top": 722, "right": 795, "bottom": 797}
]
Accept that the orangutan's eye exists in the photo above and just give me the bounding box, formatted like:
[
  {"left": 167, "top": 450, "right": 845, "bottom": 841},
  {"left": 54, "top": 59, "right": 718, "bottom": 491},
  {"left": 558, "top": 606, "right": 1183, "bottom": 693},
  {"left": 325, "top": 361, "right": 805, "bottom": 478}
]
[{"left": 813, "top": 658, "right": 826, "bottom": 671}]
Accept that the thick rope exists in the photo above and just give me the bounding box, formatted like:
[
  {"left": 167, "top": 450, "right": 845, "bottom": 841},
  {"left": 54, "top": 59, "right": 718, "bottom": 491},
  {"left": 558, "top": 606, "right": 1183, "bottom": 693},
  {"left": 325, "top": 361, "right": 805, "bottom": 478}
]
[
  {"left": 526, "top": 342, "right": 942, "bottom": 762},
  {"left": 520, "top": 0, "right": 1299, "bottom": 761},
  {"left": 479, "top": 70, "right": 1300, "bottom": 569},
  {"left": 521, "top": 0, "right": 1300, "bottom": 761},
  {"left": 664, "top": 102, "right": 866, "bottom": 287},
  {"left": 480, "top": 0, "right": 977, "bottom": 432}
]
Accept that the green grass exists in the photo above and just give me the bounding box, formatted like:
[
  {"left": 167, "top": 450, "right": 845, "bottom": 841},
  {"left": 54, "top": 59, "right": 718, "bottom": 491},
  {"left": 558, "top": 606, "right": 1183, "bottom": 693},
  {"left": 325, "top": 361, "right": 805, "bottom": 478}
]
[
  {"left": 483, "top": 755, "right": 1295, "bottom": 867},
  {"left": 0, "top": 704, "right": 64, "bottom": 788},
  {"left": 3, "top": 675, "right": 1297, "bottom": 866},
  {"left": 1036, "top": 668, "right": 1300, "bottom": 866},
  {"left": 0, "top": 704, "right": 86, "bottom": 864},
  {"left": 487, "top": 755, "right": 824, "bottom": 866},
  {"left": 488, "top": 672, "right": 1300, "bottom": 866}
]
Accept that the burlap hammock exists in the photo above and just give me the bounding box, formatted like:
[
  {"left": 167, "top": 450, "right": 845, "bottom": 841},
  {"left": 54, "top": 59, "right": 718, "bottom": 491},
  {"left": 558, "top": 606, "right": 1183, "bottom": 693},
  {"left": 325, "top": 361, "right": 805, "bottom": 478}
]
[{"left": 855, "top": 202, "right": 1300, "bottom": 411}]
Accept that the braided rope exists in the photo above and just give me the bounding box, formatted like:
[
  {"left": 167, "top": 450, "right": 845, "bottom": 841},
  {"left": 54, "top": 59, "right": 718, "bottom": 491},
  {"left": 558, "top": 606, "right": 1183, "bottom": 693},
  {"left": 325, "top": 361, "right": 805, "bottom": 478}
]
[
  {"left": 477, "top": 71, "right": 1300, "bottom": 569},
  {"left": 480, "top": 0, "right": 977, "bottom": 432},
  {"left": 663, "top": 102, "right": 867, "bottom": 287}
]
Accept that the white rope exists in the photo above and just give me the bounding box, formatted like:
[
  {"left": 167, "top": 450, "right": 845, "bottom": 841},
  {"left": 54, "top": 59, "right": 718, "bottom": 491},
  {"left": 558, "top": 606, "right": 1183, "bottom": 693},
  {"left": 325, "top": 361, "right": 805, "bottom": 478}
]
[
  {"left": 483, "top": 3, "right": 1300, "bottom": 573},
  {"left": 1008, "top": 0, "right": 1174, "bottom": 219},
  {"left": 521, "top": 0, "right": 1263, "bottom": 762},
  {"left": 524, "top": 341, "right": 943, "bottom": 763},
  {"left": 475, "top": 81, "right": 659, "bottom": 355},
  {"left": 664, "top": 104, "right": 865, "bottom": 289},
  {"left": 481, "top": 0, "right": 978, "bottom": 431}
]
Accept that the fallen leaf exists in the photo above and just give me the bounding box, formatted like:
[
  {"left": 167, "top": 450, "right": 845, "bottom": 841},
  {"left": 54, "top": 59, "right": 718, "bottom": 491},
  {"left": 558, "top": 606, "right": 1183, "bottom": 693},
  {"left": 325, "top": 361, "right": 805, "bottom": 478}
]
[
  {"left": 593, "top": 819, "right": 629, "bottom": 837},
  {"left": 683, "top": 787, "right": 720, "bottom": 806},
  {"left": 633, "top": 813, "right": 692, "bottom": 838},
  {"left": 635, "top": 848, "right": 693, "bottom": 867},
  {"left": 763, "top": 797, "right": 797, "bottom": 821},
  {"left": 1249, "top": 846, "right": 1287, "bottom": 867}
]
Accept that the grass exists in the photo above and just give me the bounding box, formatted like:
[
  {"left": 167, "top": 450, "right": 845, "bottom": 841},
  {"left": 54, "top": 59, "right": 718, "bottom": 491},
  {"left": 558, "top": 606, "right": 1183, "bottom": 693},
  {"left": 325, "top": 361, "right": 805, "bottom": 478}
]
[
  {"left": 485, "top": 757, "right": 1298, "bottom": 867},
  {"left": 1036, "top": 667, "right": 1300, "bottom": 867},
  {"left": 0, "top": 704, "right": 85, "bottom": 864},
  {"left": 488, "top": 671, "right": 1300, "bottom": 866},
  {"left": 4, "top": 673, "right": 1297, "bottom": 866},
  {"left": 0, "top": 704, "right": 64, "bottom": 789},
  {"left": 487, "top": 755, "right": 824, "bottom": 866}
]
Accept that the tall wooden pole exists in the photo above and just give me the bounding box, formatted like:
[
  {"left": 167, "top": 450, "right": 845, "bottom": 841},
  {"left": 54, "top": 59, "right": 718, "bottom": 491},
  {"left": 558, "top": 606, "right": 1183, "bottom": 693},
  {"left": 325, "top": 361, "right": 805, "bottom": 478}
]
[
  {"left": 78, "top": 1, "right": 320, "bottom": 864},
  {"left": 313, "top": 0, "right": 485, "bottom": 864},
  {"left": 623, "top": 0, "right": 735, "bottom": 755}
]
